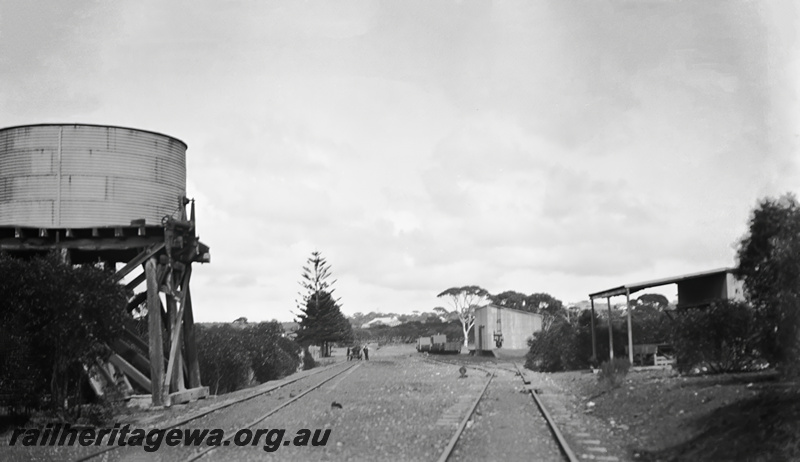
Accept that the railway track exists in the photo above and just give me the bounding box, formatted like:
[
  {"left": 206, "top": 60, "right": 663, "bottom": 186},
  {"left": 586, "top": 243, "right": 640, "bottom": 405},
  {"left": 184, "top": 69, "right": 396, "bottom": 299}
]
[
  {"left": 74, "top": 361, "right": 358, "bottom": 461},
  {"left": 435, "top": 369, "right": 495, "bottom": 462},
  {"left": 43, "top": 352, "right": 613, "bottom": 461},
  {"left": 183, "top": 362, "right": 359, "bottom": 461},
  {"left": 424, "top": 357, "right": 579, "bottom": 462}
]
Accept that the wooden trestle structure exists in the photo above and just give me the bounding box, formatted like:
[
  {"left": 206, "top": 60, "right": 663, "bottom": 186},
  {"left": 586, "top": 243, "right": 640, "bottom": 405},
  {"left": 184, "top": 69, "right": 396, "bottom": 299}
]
[{"left": 0, "top": 198, "right": 210, "bottom": 407}]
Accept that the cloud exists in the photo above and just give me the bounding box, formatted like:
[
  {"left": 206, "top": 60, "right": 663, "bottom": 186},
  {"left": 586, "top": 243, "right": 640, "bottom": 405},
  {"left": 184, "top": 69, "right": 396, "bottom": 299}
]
[{"left": 1, "top": 0, "right": 797, "bottom": 321}]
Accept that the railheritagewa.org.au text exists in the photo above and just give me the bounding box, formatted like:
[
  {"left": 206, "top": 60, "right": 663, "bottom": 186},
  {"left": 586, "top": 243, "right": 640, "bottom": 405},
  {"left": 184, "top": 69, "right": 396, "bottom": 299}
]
[{"left": 8, "top": 424, "right": 330, "bottom": 452}]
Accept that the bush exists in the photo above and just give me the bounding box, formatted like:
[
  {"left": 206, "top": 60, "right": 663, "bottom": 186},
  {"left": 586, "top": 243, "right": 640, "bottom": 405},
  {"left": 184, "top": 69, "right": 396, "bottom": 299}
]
[
  {"left": 671, "top": 301, "right": 764, "bottom": 374},
  {"left": 0, "top": 252, "right": 128, "bottom": 420},
  {"left": 598, "top": 358, "right": 631, "bottom": 388},
  {"left": 302, "top": 348, "right": 316, "bottom": 370},
  {"left": 246, "top": 323, "right": 302, "bottom": 382},
  {"left": 525, "top": 318, "right": 581, "bottom": 372},
  {"left": 197, "top": 325, "right": 253, "bottom": 395},
  {"left": 524, "top": 307, "right": 679, "bottom": 372},
  {"left": 197, "top": 322, "right": 301, "bottom": 395}
]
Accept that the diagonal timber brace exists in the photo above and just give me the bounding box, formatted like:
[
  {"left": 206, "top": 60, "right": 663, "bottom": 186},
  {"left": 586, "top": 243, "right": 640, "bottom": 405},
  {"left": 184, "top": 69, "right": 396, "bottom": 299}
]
[{"left": 113, "top": 243, "right": 165, "bottom": 283}]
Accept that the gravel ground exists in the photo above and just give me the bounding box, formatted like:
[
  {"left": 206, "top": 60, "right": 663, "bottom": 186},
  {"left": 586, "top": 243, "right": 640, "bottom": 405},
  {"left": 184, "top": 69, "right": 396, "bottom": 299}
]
[
  {"left": 2, "top": 345, "right": 587, "bottom": 462},
  {"left": 450, "top": 368, "right": 563, "bottom": 461},
  {"left": 1, "top": 363, "right": 352, "bottom": 462},
  {"left": 427, "top": 354, "right": 634, "bottom": 461},
  {"left": 213, "top": 350, "right": 487, "bottom": 461},
  {"left": 525, "top": 371, "right": 632, "bottom": 462}
]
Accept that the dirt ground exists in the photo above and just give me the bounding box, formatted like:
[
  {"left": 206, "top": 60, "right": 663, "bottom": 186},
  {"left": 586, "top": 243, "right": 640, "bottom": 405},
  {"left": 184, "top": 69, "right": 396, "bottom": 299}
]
[{"left": 547, "top": 367, "right": 800, "bottom": 462}]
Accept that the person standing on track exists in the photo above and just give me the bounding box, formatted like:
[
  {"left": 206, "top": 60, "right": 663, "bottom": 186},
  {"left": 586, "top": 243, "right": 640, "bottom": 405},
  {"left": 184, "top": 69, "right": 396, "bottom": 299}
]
[{"left": 363, "top": 344, "right": 369, "bottom": 361}]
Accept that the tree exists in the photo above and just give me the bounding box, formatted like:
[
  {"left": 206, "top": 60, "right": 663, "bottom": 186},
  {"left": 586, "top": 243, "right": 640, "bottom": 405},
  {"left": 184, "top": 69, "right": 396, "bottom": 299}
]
[
  {"left": 296, "top": 250, "right": 338, "bottom": 306},
  {"left": 436, "top": 286, "right": 489, "bottom": 348},
  {"left": 525, "top": 293, "right": 565, "bottom": 316},
  {"left": 522, "top": 292, "right": 566, "bottom": 331},
  {"left": 490, "top": 291, "right": 528, "bottom": 311},
  {"left": 425, "top": 314, "right": 443, "bottom": 324},
  {"left": 630, "top": 294, "right": 673, "bottom": 345},
  {"left": 636, "top": 293, "right": 669, "bottom": 311},
  {"left": 295, "top": 290, "right": 353, "bottom": 356},
  {"left": 294, "top": 251, "right": 353, "bottom": 356},
  {"left": 433, "top": 306, "right": 458, "bottom": 322},
  {"left": 735, "top": 193, "right": 800, "bottom": 376}
]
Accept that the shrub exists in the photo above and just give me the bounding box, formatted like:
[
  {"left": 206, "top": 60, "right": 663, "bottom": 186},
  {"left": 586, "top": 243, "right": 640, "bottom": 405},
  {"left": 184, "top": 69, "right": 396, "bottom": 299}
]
[
  {"left": 597, "top": 357, "right": 631, "bottom": 388},
  {"left": 573, "top": 310, "right": 628, "bottom": 366},
  {"left": 302, "top": 348, "right": 316, "bottom": 370},
  {"left": 0, "top": 252, "right": 128, "bottom": 420},
  {"left": 197, "top": 325, "right": 253, "bottom": 395},
  {"left": 246, "top": 323, "right": 301, "bottom": 382},
  {"left": 523, "top": 306, "right": 679, "bottom": 373},
  {"left": 197, "top": 322, "right": 302, "bottom": 395},
  {"left": 670, "top": 301, "right": 764, "bottom": 374},
  {"left": 525, "top": 318, "right": 581, "bottom": 372}
]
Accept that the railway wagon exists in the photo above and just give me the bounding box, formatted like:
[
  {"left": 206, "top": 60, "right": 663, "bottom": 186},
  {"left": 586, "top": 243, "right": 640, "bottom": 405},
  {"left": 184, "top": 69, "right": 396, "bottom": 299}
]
[
  {"left": 416, "top": 334, "right": 462, "bottom": 354},
  {"left": 416, "top": 336, "right": 432, "bottom": 352}
]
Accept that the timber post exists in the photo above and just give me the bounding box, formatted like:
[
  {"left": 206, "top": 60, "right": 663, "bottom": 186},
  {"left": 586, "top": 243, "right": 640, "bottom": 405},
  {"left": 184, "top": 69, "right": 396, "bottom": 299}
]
[
  {"left": 146, "top": 258, "right": 165, "bottom": 406},
  {"left": 626, "top": 288, "right": 634, "bottom": 364},
  {"left": 590, "top": 298, "right": 597, "bottom": 362},
  {"left": 607, "top": 297, "right": 614, "bottom": 359}
]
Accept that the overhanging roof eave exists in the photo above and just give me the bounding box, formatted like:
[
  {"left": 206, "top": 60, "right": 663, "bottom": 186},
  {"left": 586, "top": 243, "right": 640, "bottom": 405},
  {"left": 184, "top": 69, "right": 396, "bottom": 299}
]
[
  {"left": 589, "top": 287, "right": 629, "bottom": 299},
  {"left": 588, "top": 267, "right": 735, "bottom": 300}
]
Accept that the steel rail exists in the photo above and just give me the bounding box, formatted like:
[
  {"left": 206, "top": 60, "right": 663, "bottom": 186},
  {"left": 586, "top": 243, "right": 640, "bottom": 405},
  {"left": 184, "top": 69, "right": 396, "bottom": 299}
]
[
  {"left": 513, "top": 362, "right": 579, "bottom": 462},
  {"left": 74, "top": 361, "right": 353, "bottom": 462},
  {"left": 185, "top": 362, "right": 359, "bottom": 461},
  {"left": 426, "top": 356, "right": 579, "bottom": 462},
  {"left": 436, "top": 371, "right": 495, "bottom": 462}
]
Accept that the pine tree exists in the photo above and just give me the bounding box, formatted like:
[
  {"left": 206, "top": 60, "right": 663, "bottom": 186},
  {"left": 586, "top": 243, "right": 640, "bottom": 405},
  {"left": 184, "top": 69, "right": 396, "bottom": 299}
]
[{"left": 294, "top": 252, "right": 353, "bottom": 357}]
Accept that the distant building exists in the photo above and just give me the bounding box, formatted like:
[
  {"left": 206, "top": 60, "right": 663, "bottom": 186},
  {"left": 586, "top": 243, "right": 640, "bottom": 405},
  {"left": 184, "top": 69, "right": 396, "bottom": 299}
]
[
  {"left": 361, "top": 316, "right": 401, "bottom": 328},
  {"left": 473, "top": 305, "right": 543, "bottom": 352}
]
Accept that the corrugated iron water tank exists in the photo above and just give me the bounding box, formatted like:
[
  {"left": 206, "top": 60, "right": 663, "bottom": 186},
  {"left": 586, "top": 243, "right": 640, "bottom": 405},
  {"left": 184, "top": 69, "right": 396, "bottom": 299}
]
[{"left": 0, "top": 124, "right": 187, "bottom": 228}]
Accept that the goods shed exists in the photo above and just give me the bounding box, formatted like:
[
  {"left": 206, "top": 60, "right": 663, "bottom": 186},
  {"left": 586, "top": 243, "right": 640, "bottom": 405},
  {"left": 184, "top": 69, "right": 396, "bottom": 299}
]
[
  {"left": 473, "top": 305, "right": 542, "bottom": 354},
  {"left": 588, "top": 268, "right": 744, "bottom": 364}
]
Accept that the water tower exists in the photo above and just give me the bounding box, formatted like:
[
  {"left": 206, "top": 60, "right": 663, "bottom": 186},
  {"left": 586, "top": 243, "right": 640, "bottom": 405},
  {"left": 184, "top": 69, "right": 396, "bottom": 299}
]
[{"left": 0, "top": 123, "right": 211, "bottom": 406}]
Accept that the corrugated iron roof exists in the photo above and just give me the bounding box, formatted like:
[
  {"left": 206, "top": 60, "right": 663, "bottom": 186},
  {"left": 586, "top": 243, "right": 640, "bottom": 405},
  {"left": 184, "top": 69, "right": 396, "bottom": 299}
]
[{"left": 589, "top": 267, "right": 735, "bottom": 299}]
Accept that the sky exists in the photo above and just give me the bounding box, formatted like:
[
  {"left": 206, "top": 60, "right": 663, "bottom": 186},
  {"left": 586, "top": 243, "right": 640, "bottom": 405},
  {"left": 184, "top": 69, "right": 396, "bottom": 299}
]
[{"left": 1, "top": 1, "right": 798, "bottom": 322}]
